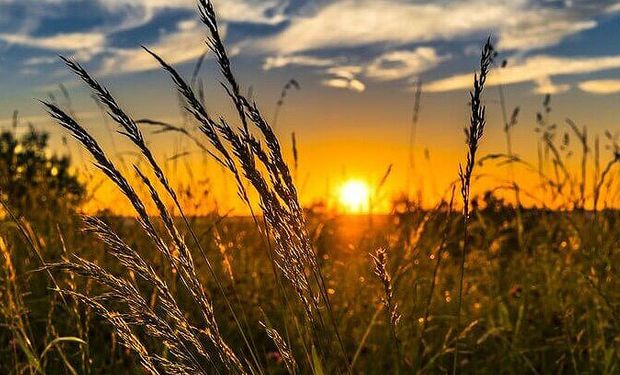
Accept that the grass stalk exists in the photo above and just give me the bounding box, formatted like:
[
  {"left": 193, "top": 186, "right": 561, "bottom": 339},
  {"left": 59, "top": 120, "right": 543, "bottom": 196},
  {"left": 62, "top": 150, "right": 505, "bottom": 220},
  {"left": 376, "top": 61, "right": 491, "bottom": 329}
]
[{"left": 453, "top": 38, "right": 494, "bottom": 375}]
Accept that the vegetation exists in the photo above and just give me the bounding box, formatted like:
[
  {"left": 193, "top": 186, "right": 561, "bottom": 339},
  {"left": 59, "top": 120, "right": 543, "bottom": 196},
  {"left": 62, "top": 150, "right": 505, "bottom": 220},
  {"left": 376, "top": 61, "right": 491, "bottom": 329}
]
[
  {"left": 0, "top": 129, "right": 84, "bottom": 216},
  {"left": 1, "top": 1, "right": 620, "bottom": 374}
]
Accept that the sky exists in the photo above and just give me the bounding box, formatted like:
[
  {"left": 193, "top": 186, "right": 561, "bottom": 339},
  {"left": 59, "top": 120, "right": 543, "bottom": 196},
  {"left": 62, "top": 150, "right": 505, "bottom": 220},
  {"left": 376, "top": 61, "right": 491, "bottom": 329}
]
[{"left": 2, "top": 0, "right": 620, "bottom": 213}]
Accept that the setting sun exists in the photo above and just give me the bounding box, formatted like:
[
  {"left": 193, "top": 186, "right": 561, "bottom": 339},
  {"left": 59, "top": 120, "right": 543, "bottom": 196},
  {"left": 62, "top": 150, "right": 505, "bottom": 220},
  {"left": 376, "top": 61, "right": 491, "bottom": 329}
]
[{"left": 339, "top": 179, "right": 370, "bottom": 213}]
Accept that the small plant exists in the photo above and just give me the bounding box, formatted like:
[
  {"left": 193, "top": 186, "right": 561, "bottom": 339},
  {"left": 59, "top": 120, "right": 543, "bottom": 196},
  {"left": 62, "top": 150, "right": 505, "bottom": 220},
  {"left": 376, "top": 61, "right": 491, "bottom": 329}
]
[{"left": 453, "top": 37, "right": 494, "bottom": 375}]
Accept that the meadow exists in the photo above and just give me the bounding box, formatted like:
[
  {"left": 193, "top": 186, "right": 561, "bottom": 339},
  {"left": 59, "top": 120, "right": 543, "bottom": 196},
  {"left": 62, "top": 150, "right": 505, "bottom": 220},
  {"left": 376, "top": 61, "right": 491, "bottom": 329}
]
[{"left": 1, "top": 1, "right": 620, "bottom": 374}]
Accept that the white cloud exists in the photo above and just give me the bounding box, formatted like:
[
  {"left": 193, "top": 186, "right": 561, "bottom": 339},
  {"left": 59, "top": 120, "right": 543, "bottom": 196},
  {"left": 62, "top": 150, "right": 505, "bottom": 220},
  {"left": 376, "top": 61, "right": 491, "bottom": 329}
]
[
  {"left": 259, "top": 0, "right": 601, "bottom": 55},
  {"left": 498, "top": 19, "right": 595, "bottom": 51},
  {"left": 322, "top": 65, "right": 365, "bottom": 92},
  {"left": 606, "top": 2, "right": 620, "bottom": 13},
  {"left": 0, "top": 0, "right": 287, "bottom": 74},
  {"left": 579, "top": 79, "right": 620, "bottom": 94},
  {"left": 98, "top": 19, "right": 211, "bottom": 74},
  {"left": 323, "top": 78, "right": 365, "bottom": 93},
  {"left": 3, "top": 0, "right": 618, "bottom": 92},
  {"left": 365, "top": 48, "right": 448, "bottom": 81},
  {"left": 326, "top": 65, "right": 362, "bottom": 81},
  {"left": 533, "top": 76, "right": 570, "bottom": 95},
  {"left": 24, "top": 56, "right": 59, "bottom": 66},
  {"left": 99, "top": 0, "right": 287, "bottom": 25},
  {"left": 263, "top": 54, "right": 338, "bottom": 70},
  {"left": 266, "top": 47, "right": 448, "bottom": 90},
  {"left": 425, "top": 54, "right": 620, "bottom": 93},
  {"left": 0, "top": 32, "right": 105, "bottom": 56}
]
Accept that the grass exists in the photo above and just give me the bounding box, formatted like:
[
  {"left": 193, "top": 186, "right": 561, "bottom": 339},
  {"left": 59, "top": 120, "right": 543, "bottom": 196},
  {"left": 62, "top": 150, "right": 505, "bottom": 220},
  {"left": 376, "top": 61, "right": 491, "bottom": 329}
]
[{"left": 2, "top": 0, "right": 620, "bottom": 374}]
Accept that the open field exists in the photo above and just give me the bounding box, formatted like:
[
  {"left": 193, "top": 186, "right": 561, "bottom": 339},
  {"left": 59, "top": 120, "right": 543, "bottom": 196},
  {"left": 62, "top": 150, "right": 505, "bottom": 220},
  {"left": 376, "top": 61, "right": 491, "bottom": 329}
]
[{"left": 2, "top": 208, "right": 620, "bottom": 374}]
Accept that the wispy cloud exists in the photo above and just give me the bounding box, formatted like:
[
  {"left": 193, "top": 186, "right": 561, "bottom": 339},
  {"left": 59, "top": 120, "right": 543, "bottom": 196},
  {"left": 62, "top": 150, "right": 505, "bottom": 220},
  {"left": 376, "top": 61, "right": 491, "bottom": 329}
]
[
  {"left": 2, "top": 0, "right": 620, "bottom": 94},
  {"left": 99, "top": 0, "right": 288, "bottom": 25},
  {"left": 323, "top": 77, "right": 366, "bottom": 93},
  {"left": 533, "top": 76, "right": 570, "bottom": 95},
  {"left": 425, "top": 54, "right": 620, "bottom": 94},
  {"left": 98, "top": 19, "right": 210, "bottom": 74},
  {"left": 0, "top": 0, "right": 287, "bottom": 76},
  {"left": 0, "top": 32, "right": 106, "bottom": 60},
  {"left": 266, "top": 47, "right": 447, "bottom": 91},
  {"left": 579, "top": 79, "right": 620, "bottom": 94},
  {"left": 365, "top": 48, "right": 448, "bottom": 81},
  {"left": 95, "top": 0, "right": 287, "bottom": 74},
  {"left": 23, "top": 56, "right": 58, "bottom": 66},
  {"left": 323, "top": 65, "right": 365, "bottom": 92},
  {"left": 259, "top": 0, "right": 605, "bottom": 55},
  {"left": 263, "top": 54, "right": 339, "bottom": 70}
]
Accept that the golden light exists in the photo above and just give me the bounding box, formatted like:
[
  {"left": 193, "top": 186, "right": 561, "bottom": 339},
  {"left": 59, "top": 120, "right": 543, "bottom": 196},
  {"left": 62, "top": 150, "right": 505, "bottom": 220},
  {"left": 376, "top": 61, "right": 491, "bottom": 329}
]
[{"left": 339, "top": 179, "right": 370, "bottom": 213}]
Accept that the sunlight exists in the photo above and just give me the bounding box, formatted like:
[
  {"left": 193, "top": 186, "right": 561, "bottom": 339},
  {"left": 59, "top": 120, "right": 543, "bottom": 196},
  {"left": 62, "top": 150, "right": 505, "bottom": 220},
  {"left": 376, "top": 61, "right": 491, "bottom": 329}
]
[{"left": 339, "top": 179, "right": 370, "bottom": 213}]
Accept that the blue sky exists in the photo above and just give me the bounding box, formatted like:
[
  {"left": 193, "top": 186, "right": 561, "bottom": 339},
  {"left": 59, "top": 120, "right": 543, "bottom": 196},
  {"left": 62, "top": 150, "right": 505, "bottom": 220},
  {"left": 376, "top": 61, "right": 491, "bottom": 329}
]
[{"left": 2, "top": 0, "right": 620, "bottom": 209}]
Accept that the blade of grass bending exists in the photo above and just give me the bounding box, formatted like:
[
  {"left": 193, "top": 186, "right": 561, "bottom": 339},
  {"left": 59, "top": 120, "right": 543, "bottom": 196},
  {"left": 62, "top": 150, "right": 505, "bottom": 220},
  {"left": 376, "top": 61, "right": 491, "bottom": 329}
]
[{"left": 60, "top": 54, "right": 263, "bottom": 374}]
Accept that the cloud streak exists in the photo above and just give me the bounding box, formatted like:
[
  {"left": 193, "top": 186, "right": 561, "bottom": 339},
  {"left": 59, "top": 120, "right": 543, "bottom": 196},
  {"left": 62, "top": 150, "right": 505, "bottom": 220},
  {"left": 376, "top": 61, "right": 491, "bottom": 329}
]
[
  {"left": 365, "top": 48, "right": 448, "bottom": 81},
  {"left": 0, "top": 0, "right": 287, "bottom": 75},
  {"left": 579, "top": 79, "right": 620, "bottom": 94},
  {"left": 99, "top": 0, "right": 287, "bottom": 25},
  {"left": 426, "top": 54, "right": 620, "bottom": 94},
  {"left": 259, "top": 0, "right": 605, "bottom": 55},
  {"left": 2, "top": 0, "right": 620, "bottom": 95},
  {"left": 0, "top": 32, "right": 106, "bottom": 59},
  {"left": 263, "top": 54, "right": 339, "bottom": 70},
  {"left": 98, "top": 19, "right": 210, "bottom": 74}
]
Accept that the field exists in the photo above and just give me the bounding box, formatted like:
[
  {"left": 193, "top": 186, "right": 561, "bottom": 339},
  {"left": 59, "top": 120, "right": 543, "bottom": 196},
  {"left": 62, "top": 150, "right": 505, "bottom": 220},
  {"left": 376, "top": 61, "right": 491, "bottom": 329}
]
[
  {"left": 2, "top": 1, "right": 620, "bottom": 374},
  {"left": 4, "top": 195, "right": 620, "bottom": 374}
]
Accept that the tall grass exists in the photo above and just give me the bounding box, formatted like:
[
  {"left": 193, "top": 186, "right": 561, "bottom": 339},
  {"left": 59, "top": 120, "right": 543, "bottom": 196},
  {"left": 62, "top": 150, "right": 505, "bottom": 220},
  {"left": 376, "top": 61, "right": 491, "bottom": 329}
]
[
  {"left": 36, "top": 0, "right": 353, "bottom": 372},
  {"left": 453, "top": 37, "right": 494, "bottom": 375}
]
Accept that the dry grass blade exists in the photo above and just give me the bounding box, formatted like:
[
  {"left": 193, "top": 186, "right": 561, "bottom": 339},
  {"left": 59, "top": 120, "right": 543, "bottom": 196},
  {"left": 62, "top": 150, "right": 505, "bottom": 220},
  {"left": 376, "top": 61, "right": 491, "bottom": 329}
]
[
  {"left": 371, "top": 248, "right": 401, "bottom": 328},
  {"left": 260, "top": 322, "right": 298, "bottom": 375},
  {"left": 198, "top": 0, "right": 250, "bottom": 134},
  {"left": 144, "top": 11, "right": 338, "bottom": 355},
  {"left": 370, "top": 248, "right": 402, "bottom": 371},
  {"left": 273, "top": 79, "right": 300, "bottom": 129},
  {"left": 454, "top": 37, "right": 494, "bottom": 375},
  {"left": 194, "top": 2, "right": 352, "bottom": 368},
  {"left": 58, "top": 50, "right": 261, "bottom": 373},
  {"left": 42, "top": 100, "right": 248, "bottom": 374}
]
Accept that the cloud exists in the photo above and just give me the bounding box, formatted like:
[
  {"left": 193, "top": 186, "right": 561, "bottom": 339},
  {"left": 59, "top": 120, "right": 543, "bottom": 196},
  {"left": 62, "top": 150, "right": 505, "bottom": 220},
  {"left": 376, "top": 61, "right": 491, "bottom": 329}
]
[
  {"left": 263, "top": 54, "right": 339, "bottom": 70},
  {"left": 497, "top": 18, "right": 595, "bottom": 51},
  {"left": 0, "top": 0, "right": 287, "bottom": 76},
  {"left": 606, "top": 2, "right": 620, "bottom": 13},
  {"left": 24, "top": 56, "right": 60, "bottom": 66},
  {"left": 99, "top": 0, "right": 287, "bottom": 25},
  {"left": 365, "top": 48, "right": 448, "bottom": 81},
  {"left": 98, "top": 19, "right": 210, "bottom": 74},
  {"left": 326, "top": 65, "right": 363, "bottom": 80},
  {"left": 425, "top": 54, "right": 620, "bottom": 93},
  {"left": 266, "top": 47, "right": 447, "bottom": 91},
  {"left": 533, "top": 76, "right": 570, "bottom": 95},
  {"left": 0, "top": 32, "right": 105, "bottom": 58},
  {"left": 3, "top": 0, "right": 619, "bottom": 93},
  {"left": 578, "top": 79, "right": 620, "bottom": 94},
  {"left": 323, "top": 78, "right": 366, "bottom": 93},
  {"left": 259, "top": 0, "right": 604, "bottom": 55},
  {"left": 322, "top": 65, "right": 365, "bottom": 92}
]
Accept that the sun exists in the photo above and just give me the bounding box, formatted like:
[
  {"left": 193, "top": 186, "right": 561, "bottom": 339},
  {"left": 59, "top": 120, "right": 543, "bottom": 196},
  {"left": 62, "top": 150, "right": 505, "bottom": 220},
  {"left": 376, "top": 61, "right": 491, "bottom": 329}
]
[{"left": 339, "top": 179, "right": 370, "bottom": 213}]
